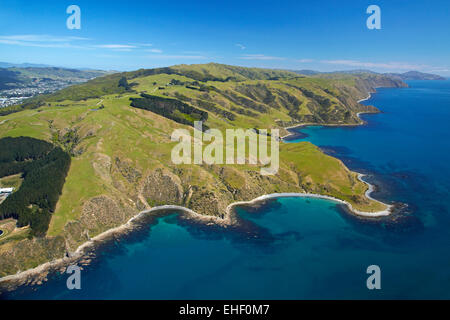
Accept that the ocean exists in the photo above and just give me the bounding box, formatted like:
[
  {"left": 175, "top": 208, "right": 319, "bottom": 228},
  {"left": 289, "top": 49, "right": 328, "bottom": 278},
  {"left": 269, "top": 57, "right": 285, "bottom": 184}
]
[{"left": 4, "top": 80, "right": 450, "bottom": 299}]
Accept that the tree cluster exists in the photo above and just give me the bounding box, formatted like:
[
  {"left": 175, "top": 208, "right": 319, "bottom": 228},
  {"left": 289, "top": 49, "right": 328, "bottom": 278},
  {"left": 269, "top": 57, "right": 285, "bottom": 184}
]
[
  {"left": 130, "top": 94, "right": 209, "bottom": 130},
  {"left": 0, "top": 137, "right": 71, "bottom": 237}
]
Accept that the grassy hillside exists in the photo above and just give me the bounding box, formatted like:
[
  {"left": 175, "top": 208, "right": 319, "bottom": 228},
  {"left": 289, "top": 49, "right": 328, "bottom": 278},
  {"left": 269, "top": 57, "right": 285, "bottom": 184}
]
[
  {"left": 0, "top": 69, "right": 28, "bottom": 90},
  {"left": 3, "top": 62, "right": 406, "bottom": 123},
  {"left": 0, "top": 63, "right": 397, "bottom": 277},
  {"left": 9, "top": 67, "right": 107, "bottom": 80}
]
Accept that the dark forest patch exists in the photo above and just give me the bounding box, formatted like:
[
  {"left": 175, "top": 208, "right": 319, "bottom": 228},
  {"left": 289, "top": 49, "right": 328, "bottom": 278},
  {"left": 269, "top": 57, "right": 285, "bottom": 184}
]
[
  {"left": 0, "top": 137, "right": 71, "bottom": 237},
  {"left": 130, "top": 93, "right": 209, "bottom": 130}
]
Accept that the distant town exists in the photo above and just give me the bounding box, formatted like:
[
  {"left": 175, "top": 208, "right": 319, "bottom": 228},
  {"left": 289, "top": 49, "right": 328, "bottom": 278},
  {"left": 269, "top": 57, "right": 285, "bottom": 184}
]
[{"left": 0, "top": 78, "right": 90, "bottom": 108}]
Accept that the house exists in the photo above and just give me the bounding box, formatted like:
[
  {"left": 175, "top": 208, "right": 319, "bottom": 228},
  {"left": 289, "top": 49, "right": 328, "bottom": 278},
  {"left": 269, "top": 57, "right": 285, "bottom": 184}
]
[{"left": 0, "top": 187, "right": 14, "bottom": 194}]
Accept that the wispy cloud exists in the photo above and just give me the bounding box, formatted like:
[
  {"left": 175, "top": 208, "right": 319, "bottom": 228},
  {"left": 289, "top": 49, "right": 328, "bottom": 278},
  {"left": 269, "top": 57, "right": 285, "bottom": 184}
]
[
  {"left": 321, "top": 59, "right": 428, "bottom": 71},
  {"left": 93, "top": 54, "right": 121, "bottom": 59},
  {"left": 182, "top": 51, "right": 206, "bottom": 55},
  {"left": 0, "top": 34, "right": 90, "bottom": 42},
  {"left": 0, "top": 40, "right": 72, "bottom": 48},
  {"left": 296, "top": 59, "right": 314, "bottom": 63},
  {"left": 133, "top": 43, "right": 153, "bottom": 47},
  {"left": 0, "top": 35, "right": 155, "bottom": 53},
  {"left": 145, "top": 54, "right": 208, "bottom": 59},
  {"left": 426, "top": 67, "right": 450, "bottom": 73},
  {"left": 236, "top": 43, "right": 246, "bottom": 50},
  {"left": 239, "top": 54, "right": 285, "bottom": 61},
  {"left": 147, "top": 48, "right": 163, "bottom": 53},
  {"left": 0, "top": 34, "right": 91, "bottom": 48},
  {"left": 95, "top": 44, "right": 137, "bottom": 49}
]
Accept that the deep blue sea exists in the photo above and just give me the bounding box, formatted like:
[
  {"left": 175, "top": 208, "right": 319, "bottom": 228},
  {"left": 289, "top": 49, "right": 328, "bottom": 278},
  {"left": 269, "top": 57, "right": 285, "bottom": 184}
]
[{"left": 3, "top": 80, "right": 450, "bottom": 300}]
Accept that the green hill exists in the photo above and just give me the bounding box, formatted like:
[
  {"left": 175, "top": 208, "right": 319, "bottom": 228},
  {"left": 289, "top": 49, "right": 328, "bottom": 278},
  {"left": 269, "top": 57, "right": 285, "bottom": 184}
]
[{"left": 2, "top": 63, "right": 406, "bottom": 124}]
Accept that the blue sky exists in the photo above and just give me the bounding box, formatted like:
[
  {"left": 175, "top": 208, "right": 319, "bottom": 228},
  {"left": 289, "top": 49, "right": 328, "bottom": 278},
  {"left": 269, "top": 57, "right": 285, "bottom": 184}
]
[{"left": 0, "top": 0, "right": 449, "bottom": 75}]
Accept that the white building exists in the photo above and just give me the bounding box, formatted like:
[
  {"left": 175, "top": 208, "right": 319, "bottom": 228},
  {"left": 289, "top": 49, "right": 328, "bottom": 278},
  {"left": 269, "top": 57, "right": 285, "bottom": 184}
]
[{"left": 0, "top": 188, "right": 14, "bottom": 194}]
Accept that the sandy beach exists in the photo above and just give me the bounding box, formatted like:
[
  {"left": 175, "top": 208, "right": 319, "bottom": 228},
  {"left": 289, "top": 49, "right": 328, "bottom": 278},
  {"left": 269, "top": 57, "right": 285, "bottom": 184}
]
[
  {"left": 0, "top": 168, "right": 392, "bottom": 292},
  {"left": 225, "top": 173, "right": 392, "bottom": 218},
  {"left": 357, "top": 92, "right": 373, "bottom": 103}
]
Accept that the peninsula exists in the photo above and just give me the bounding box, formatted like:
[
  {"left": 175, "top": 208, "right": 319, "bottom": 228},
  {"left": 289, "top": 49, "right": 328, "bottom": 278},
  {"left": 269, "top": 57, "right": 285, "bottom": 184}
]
[{"left": 0, "top": 63, "right": 407, "bottom": 284}]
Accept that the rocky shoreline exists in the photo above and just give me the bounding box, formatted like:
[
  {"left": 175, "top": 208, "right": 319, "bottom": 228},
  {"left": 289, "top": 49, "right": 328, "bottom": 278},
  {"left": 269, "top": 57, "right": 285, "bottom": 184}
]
[
  {"left": 281, "top": 92, "right": 378, "bottom": 140},
  {"left": 0, "top": 167, "right": 393, "bottom": 294}
]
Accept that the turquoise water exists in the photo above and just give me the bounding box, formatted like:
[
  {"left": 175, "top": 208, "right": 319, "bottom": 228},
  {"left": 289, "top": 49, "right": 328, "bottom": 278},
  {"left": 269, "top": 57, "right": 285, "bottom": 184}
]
[{"left": 4, "top": 80, "right": 450, "bottom": 299}]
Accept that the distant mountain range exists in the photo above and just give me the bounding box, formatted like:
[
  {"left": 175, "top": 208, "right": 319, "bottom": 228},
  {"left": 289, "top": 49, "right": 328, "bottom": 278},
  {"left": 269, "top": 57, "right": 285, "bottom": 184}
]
[
  {"left": 384, "top": 71, "right": 446, "bottom": 81},
  {"left": 293, "top": 69, "right": 446, "bottom": 81},
  {"left": 0, "top": 62, "right": 54, "bottom": 68},
  {"left": 0, "top": 65, "right": 110, "bottom": 90},
  {"left": 1, "top": 62, "right": 445, "bottom": 92}
]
